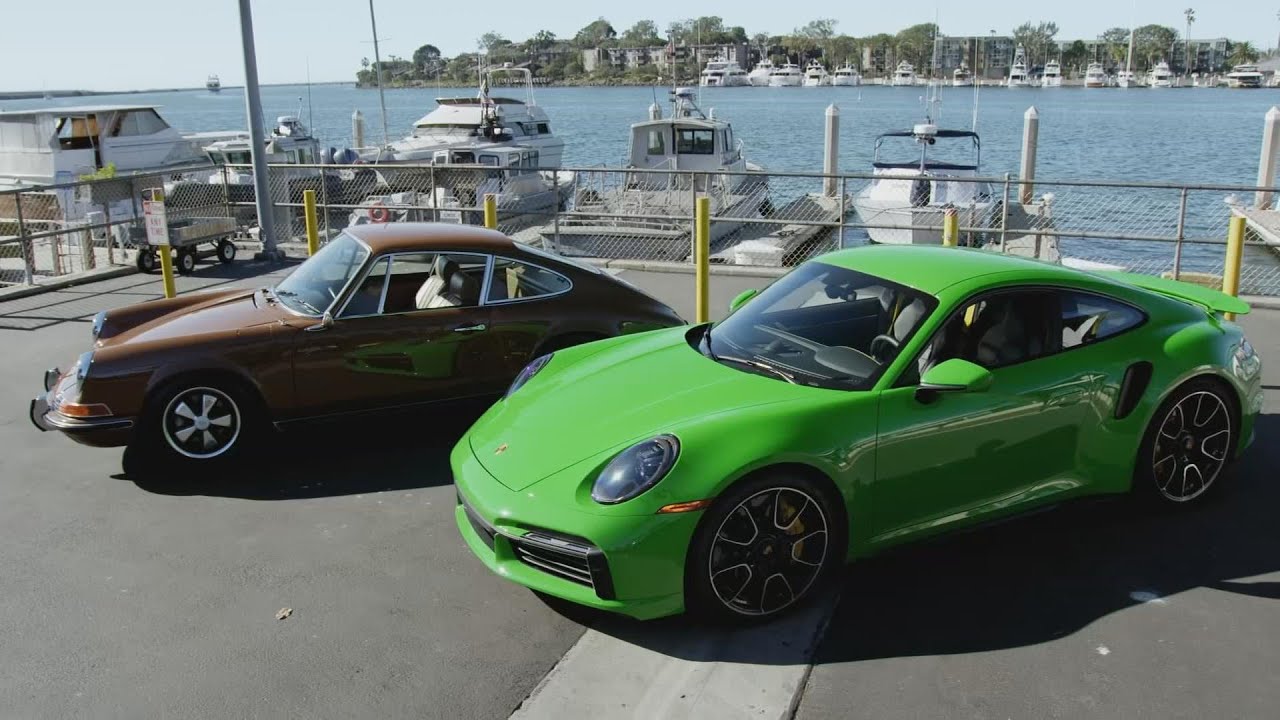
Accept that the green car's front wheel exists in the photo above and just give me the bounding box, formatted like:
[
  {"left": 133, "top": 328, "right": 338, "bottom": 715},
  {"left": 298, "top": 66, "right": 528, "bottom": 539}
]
[{"left": 686, "top": 471, "right": 845, "bottom": 622}]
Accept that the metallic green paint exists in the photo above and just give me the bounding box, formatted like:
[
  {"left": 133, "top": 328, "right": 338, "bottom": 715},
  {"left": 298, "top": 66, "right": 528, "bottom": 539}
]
[{"left": 451, "top": 246, "right": 1263, "bottom": 619}]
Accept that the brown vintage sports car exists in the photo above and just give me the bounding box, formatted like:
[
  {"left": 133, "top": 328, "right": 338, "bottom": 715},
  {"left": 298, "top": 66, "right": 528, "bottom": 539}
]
[{"left": 31, "top": 223, "right": 685, "bottom": 466}]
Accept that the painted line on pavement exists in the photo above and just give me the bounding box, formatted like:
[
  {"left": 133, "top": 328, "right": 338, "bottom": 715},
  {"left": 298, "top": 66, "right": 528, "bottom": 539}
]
[{"left": 509, "top": 592, "right": 838, "bottom": 720}]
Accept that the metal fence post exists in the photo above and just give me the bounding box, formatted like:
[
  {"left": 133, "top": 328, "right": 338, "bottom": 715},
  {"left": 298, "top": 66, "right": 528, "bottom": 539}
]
[
  {"left": 319, "top": 163, "right": 331, "bottom": 241},
  {"left": 690, "top": 172, "right": 699, "bottom": 264},
  {"left": 838, "top": 176, "right": 847, "bottom": 248},
  {"left": 695, "top": 195, "right": 711, "bottom": 324},
  {"left": 483, "top": 193, "right": 498, "bottom": 230},
  {"left": 1223, "top": 215, "right": 1245, "bottom": 320},
  {"left": 303, "top": 189, "right": 320, "bottom": 256},
  {"left": 551, "top": 168, "right": 560, "bottom": 251},
  {"left": 430, "top": 165, "right": 440, "bottom": 222},
  {"left": 1172, "top": 188, "right": 1189, "bottom": 280},
  {"left": 14, "top": 192, "right": 34, "bottom": 284},
  {"left": 942, "top": 207, "right": 959, "bottom": 247},
  {"left": 999, "top": 173, "right": 1011, "bottom": 252}
]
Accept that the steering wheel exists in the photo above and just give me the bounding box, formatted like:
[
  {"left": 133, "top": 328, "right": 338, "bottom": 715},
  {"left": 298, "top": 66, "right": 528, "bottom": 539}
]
[{"left": 869, "top": 334, "right": 900, "bottom": 361}]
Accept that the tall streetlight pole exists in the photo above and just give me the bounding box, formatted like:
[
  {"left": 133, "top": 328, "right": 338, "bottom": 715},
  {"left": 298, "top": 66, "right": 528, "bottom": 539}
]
[{"left": 236, "top": 0, "right": 278, "bottom": 259}]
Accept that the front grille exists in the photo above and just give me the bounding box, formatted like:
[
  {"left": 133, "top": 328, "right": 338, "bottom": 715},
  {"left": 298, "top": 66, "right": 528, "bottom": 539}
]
[{"left": 512, "top": 531, "right": 616, "bottom": 600}]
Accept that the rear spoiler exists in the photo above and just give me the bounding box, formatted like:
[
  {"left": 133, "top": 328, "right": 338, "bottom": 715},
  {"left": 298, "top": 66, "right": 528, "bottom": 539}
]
[{"left": 1098, "top": 271, "right": 1250, "bottom": 316}]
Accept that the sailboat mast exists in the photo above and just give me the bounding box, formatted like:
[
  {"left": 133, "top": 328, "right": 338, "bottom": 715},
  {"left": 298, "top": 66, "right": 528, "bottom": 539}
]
[{"left": 367, "top": 0, "right": 390, "bottom": 148}]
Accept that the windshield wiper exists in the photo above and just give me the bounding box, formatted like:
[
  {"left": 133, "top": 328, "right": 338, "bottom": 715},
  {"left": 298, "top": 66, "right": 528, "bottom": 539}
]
[
  {"left": 715, "top": 354, "right": 797, "bottom": 384},
  {"left": 274, "top": 289, "right": 323, "bottom": 315}
]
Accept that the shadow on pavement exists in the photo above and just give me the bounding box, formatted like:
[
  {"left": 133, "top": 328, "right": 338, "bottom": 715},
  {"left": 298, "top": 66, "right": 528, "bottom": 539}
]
[
  {"left": 114, "top": 412, "right": 472, "bottom": 501},
  {"left": 538, "top": 414, "right": 1278, "bottom": 667}
]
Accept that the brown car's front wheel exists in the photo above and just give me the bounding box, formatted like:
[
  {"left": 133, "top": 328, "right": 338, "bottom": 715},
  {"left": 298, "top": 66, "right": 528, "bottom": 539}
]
[{"left": 139, "top": 377, "right": 261, "bottom": 468}]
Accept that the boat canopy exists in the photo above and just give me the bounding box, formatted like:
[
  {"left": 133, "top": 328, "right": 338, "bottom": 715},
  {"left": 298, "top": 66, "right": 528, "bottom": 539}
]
[{"left": 876, "top": 129, "right": 979, "bottom": 140}]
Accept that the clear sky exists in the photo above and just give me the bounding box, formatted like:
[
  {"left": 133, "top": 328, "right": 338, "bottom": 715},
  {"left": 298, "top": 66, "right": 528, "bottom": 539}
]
[{"left": 1, "top": 1, "right": 1274, "bottom": 91}]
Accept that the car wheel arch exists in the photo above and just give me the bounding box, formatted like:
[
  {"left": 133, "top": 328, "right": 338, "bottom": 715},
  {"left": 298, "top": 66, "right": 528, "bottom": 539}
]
[
  {"left": 705, "top": 460, "right": 851, "bottom": 541},
  {"left": 144, "top": 363, "right": 268, "bottom": 416}
]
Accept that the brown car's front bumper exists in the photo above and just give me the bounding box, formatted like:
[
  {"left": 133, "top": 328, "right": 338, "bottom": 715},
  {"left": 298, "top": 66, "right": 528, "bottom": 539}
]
[{"left": 30, "top": 367, "right": 136, "bottom": 448}]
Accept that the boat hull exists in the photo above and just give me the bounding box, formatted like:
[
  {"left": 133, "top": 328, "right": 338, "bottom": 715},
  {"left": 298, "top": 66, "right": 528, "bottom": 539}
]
[{"left": 768, "top": 76, "right": 803, "bottom": 87}]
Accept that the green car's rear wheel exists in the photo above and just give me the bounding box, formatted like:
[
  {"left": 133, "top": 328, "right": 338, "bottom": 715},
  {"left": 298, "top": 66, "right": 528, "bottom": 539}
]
[
  {"left": 686, "top": 471, "right": 844, "bottom": 622},
  {"left": 1138, "top": 378, "right": 1237, "bottom": 504}
]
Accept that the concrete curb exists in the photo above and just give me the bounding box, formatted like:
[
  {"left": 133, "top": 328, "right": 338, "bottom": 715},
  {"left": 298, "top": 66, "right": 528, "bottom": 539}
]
[{"left": 0, "top": 266, "right": 138, "bottom": 303}]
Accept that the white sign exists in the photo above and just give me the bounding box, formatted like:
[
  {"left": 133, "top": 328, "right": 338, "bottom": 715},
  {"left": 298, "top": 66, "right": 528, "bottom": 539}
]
[
  {"left": 439, "top": 209, "right": 463, "bottom": 224},
  {"left": 143, "top": 199, "right": 169, "bottom": 246}
]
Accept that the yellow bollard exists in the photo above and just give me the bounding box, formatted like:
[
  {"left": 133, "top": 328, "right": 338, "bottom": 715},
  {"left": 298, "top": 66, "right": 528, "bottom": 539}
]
[
  {"left": 695, "top": 196, "right": 711, "bottom": 324},
  {"left": 942, "top": 207, "right": 959, "bottom": 247},
  {"left": 157, "top": 244, "right": 176, "bottom": 299},
  {"left": 303, "top": 189, "right": 320, "bottom": 256},
  {"left": 1223, "top": 215, "right": 1245, "bottom": 321},
  {"left": 483, "top": 193, "right": 498, "bottom": 230}
]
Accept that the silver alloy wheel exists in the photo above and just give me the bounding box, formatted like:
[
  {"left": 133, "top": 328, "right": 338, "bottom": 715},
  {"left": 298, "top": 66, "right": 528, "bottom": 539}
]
[
  {"left": 707, "top": 487, "right": 829, "bottom": 616},
  {"left": 161, "top": 386, "right": 241, "bottom": 460},
  {"left": 1152, "top": 390, "right": 1232, "bottom": 502}
]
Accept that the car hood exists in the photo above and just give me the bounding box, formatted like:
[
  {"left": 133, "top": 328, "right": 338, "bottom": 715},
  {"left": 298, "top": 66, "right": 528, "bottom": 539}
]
[
  {"left": 108, "top": 289, "right": 292, "bottom": 347},
  {"left": 468, "top": 326, "right": 812, "bottom": 491}
]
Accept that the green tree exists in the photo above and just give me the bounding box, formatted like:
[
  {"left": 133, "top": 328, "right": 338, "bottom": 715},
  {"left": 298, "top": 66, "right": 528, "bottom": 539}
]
[
  {"left": 1183, "top": 9, "right": 1196, "bottom": 71},
  {"left": 829, "top": 35, "right": 860, "bottom": 66},
  {"left": 573, "top": 17, "right": 617, "bottom": 48},
  {"left": 412, "top": 44, "right": 443, "bottom": 78},
  {"left": 1012, "top": 21, "right": 1059, "bottom": 67},
  {"left": 446, "top": 53, "right": 481, "bottom": 83},
  {"left": 1100, "top": 27, "right": 1131, "bottom": 66},
  {"left": 620, "top": 20, "right": 662, "bottom": 47},
  {"left": 1133, "top": 24, "right": 1177, "bottom": 69},
  {"left": 478, "top": 32, "right": 509, "bottom": 56},
  {"left": 529, "top": 30, "right": 557, "bottom": 51},
  {"left": 1062, "top": 40, "right": 1089, "bottom": 75},
  {"left": 1228, "top": 40, "right": 1259, "bottom": 65},
  {"left": 895, "top": 23, "right": 937, "bottom": 71}
]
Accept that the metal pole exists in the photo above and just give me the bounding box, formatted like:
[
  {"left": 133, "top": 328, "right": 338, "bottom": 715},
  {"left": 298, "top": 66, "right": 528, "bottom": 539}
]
[
  {"left": 237, "top": 0, "right": 278, "bottom": 259},
  {"left": 838, "top": 176, "right": 847, "bottom": 247},
  {"left": 430, "top": 165, "right": 439, "bottom": 221},
  {"left": 1223, "top": 216, "right": 1245, "bottom": 321},
  {"left": 352, "top": 109, "right": 365, "bottom": 151},
  {"left": 368, "top": 0, "right": 391, "bottom": 149},
  {"left": 483, "top": 194, "right": 498, "bottom": 229},
  {"left": 1172, "top": 188, "right": 1188, "bottom": 280},
  {"left": 695, "top": 196, "right": 711, "bottom": 323},
  {"left": 1019, "top": 106, "right": 1039, "bottom": 205},
  {"left": 319, "top": 163, "right": 331, "bottom": 241},
  {"left": 303, "top": 189, "right": 320, "bottom": 255},
  {"left": 14, "top": 192, "right": 34, "bottom": 284},
  {"left": 551, "top": 168, "right": 560, "bottom": 251},
  {"left": 999, "top": 173, "right": 1011, "bottom": 251},
  {"left": 823, "top": 104, "right": 840, "bottom": 198},
  {"left": 1255, "top": 106, "right": 1280, "bottom": 210},
  {"left": 942, "top": 207, "right": 959, "bottom": 246}
]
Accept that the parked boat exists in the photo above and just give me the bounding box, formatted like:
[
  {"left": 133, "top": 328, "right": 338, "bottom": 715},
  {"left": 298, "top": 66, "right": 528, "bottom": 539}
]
[
  {"left": 952, "top": 62, "right": 973, "bottom": 87},
  {"left": 802, "top": 61, "right": 830, "bottom": 87},
  {"left": 1084, "top": 62, "right": 1108, "bottom": 88},
  {"left": 891, "top": 61, "right": 918, "bottom": 86},
  {"left": 768, "top": 61, "right": 804, "bottom": 87},
  {"left": 1148, "top": 60, "right": 1174, "bottom": 88},
  {"left": 747, "top": 58, "right": 776, "bottom": 87},
  {"left": 170, "top": 115, "right": 330, "bottom": 205},
  {"left": 206, "top": 75, "right": 221, "bottom": 93},
  {"left": 831, "top": 63, "right": 862, "bottom": 86},
  {"left": 1007, "top": 45, "right": 1032, "bottom": 87},
  {"left": 1117, "top": 27, "right": 1137, "bottom": 88},
  {"left": 1041, "top": 59, "right": 1063, "bottom": 87},
  {"left": 534, "top": 88, "right": 767, "bottom": 260},
  {"left": 700, "top": 55, "right": 749, "bottom": 87},
  {"left": 1226, "top": 64, "right": 1264, "bottom": 88}
]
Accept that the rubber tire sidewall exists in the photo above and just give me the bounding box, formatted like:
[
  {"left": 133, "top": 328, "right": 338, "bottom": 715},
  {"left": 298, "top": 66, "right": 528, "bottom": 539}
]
[
  {"left": 1134, "top": 377, "right": 1238, "bottom": 507},
  {"left": 217, "top": 239, "right": 236, "bottom": 264},
  {"left": 136, "top": 250, "right": 156, "bottom": 273},
  {"left": 684, "top": 470, "right": 847, "bottom": 624},
  {"left": 177, "top": 249, "right": 196, "bottom": 275},
  {"left": 135, "top": 377, "right": 263, "bottom": 472}
]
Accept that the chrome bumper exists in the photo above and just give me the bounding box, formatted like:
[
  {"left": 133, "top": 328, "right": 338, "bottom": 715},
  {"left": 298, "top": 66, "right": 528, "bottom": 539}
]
[{"left": 30, "top": 366, "right": 133, "bottom": 434}]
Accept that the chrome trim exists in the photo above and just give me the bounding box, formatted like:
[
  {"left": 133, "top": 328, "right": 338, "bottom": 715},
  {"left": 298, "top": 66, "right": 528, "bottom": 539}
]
[
  {"left": 482, "top": 256, "right": 574, "bottom": 307},
  {"left": 477, "top": 254, "right": 495, "bottom": 307},
  {"left": 336, "top": 249, "right": 492, "bottom": 320},
  {"left": 91, "top": 311, "right": 106, "bottom": 340}
]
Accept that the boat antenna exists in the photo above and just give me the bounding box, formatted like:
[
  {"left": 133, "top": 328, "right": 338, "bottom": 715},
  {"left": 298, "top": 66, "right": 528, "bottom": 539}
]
[
  {"left": 971, "top": 37, "right": 981, "bottom": 131},
  {"left": 366, "top": 0, "right": 390, "bottom": 148},
  {"left": 305, "top": 56, "right": 315, "bottom": 130},
  {"left": 925, "top": 12, "right": 941, "bottom": 125}
]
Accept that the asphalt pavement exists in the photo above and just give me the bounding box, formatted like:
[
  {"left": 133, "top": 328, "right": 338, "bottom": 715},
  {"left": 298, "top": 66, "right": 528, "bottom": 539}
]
[{"left": 0, "top": 258, "right": 1276, "bottom": 719}]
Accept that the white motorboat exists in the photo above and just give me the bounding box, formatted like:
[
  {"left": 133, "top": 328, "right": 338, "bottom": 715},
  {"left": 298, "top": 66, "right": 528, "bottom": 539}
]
[
  {"left": 700, "top": 55, "right": 750, "bottom": 87},
  {"left": 1084, "top": 62, "right": 1108, "bottom": 88},
  {"left": 747, "top": 58, "right": 776, "bottom": 86},
  {"left": 768, "top": 61, "right": 804, "bottom": 87},
  {"left": 206, "top": 75, "right": 221, "bottom": 93},
  {"left": 172, "top": 115, "right": 328, "bottom": 204},
  {"left": 1007, "top": 45, "right": 1032, "bottom": 87},
  {"left": 802, "top": 61, "right": 830, "bottom": 87},
  {"left": 1226, "top": 64, "right": 1264, "bottom": 88},
  {"left": 539, "top": 88, "right": 767, "bottom": 260},
  {"left": 831, "top": 63, "right": 862, "bottom": 86},
  {"left": 360, "top": 65, "right": 563, "bottom": 168},
  {"left": 952, "top": 62, "right": 973, "bottom": 87},
  {"left": 1042, "top": 59, "right": 1063, "bottom": 87},
  {"left": 1148, "top": 60, "right": 1174, "bottom": 88},
  {"left": 891, "top": 61, "right": 918, "bottom": 86}
]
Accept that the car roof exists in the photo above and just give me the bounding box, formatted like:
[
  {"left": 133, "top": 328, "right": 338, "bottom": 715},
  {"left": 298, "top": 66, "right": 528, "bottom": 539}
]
[
  {"left": 343, "top": 223, "right": 517, "bottom": 255},
  {"left": 814, "top": 245, "right": 1090, "bottom": 296}
]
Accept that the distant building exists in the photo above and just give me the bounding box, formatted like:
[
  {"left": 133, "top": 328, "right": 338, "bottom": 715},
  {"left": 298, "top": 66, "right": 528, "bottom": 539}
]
[
  {"left": 1173, "top": 38, "right": 1230, "bottom": 72},
  {"left": 935, "top": 35, "right": 1016, "bottom": 78},
  {"left": 581, "top": 43, "right": 747, "bottom": 74}
]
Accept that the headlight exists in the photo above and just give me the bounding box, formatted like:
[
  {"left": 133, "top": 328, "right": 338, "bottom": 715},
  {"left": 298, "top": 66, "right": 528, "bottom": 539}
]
[
  {"left": 506, "top": 353, "right": 552, "bottom": 398},
  {"left": 591, "top": 435, "right": 680, "bottom": 504},
  {"left": 74, "top": 351, "right": 94, "bottom": 381},
  {"left": 91, "top": 311, "right": 106, "bottom": 340}
]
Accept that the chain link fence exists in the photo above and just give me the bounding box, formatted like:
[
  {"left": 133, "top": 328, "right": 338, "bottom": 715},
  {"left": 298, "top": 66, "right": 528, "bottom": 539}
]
[{"left": 6, "top": 162, "right": 1280, "bottom": 298}]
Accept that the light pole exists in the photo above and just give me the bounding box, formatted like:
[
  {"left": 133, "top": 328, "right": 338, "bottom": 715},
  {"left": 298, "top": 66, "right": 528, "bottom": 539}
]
[{"left": 236, "top": 0, "right": 278, "bottom": 259}]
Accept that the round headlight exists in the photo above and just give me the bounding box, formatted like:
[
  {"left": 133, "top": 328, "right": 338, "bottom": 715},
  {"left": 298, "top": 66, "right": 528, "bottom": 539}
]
[
  {"left": 506, "top": 353, "right": 552, "bottom": 398},
  {"left": 91, "top": 311, "right": 106, "bottom": 340},
  {"left": 591, "top": 435, "right": 680, "bottom": 504}
]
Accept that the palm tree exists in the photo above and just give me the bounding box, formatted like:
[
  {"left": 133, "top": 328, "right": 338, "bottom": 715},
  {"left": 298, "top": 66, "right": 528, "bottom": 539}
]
[
  {"left": 1228, "top": 40, "right": 1259, "bottom": 67},
  {"left": 1183, "top": 9, "right": 1195, "bottom": 72}
]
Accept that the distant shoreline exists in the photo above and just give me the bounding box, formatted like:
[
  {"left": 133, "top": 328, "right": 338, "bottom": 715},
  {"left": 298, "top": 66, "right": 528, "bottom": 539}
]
[{"left": 0, "top": 81, "right": 355, "bottom": 100}]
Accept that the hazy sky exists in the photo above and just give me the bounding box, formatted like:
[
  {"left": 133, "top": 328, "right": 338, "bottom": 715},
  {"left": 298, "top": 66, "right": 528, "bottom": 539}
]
[{"left": 2, "top": 1, "right": 1274, "bottom": 91}]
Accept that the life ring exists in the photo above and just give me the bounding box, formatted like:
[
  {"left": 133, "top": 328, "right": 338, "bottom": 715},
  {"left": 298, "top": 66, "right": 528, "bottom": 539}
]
[{"left": 369, "top": 203, "right": 390, "bottom": 223}]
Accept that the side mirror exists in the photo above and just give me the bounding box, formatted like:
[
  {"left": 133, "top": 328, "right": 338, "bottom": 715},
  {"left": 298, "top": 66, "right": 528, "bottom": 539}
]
[
  {"left": 305, "top": 311, "right": 334, "bottom": 333},
  {"left": 728, "top": 288, "right": 758, "bottom": 314},
  {"left": 915, "top": 359, "right": 993, "bottom": 404}
]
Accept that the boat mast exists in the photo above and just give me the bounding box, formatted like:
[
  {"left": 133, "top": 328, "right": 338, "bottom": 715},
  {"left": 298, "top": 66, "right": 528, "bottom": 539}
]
[{"left": 367, "top": 0, "right": 390, "bottom": 148}]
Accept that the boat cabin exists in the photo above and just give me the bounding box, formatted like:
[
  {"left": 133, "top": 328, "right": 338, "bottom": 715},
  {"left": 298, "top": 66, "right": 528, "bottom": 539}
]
[
  {"left": 871, "top": 125, "right": 984, "bottom": 206},
  {"left": 0, "top": 104, "right": 203, "bottom": 187},
  {"left": 627, "top": 90, "right": 743, "bottom": 173},
  {"left": 204, "top": 117, "right": 319, "bottom": 167}
]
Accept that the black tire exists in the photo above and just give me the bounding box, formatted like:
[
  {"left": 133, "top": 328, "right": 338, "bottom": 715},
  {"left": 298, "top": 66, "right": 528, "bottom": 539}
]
[
  {"left": 136, "top": 250, "right": 157, "bottom": 274},
  {"left": 1134, "top": 377, "right": 1238, "bottom": 506},
  {"left": 216, "top": 238, "right": 237, "bottom": 264},
  {"left": 685, "top": 470, "right": 846, "bottom": 623},
  {"left": 134, "top": 376, "right": 265, "bottom": 471},
  {"left": 176, "top": 248, "right": 197, "bottom": 275}
]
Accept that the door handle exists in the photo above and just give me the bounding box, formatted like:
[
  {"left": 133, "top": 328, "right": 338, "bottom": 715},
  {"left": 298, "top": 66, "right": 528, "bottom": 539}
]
[{"left": 453, "top": 323, "right": 487, "bottom": 333}]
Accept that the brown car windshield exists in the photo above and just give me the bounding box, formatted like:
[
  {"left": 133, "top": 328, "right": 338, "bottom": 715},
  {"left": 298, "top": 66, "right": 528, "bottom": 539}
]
[{"left": 273, "top": 233, "right": 369, "bottom": 315}]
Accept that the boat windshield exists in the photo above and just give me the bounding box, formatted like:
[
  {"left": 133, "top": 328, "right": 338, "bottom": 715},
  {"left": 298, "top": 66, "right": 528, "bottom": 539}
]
[
  {"left": 701, "top": 261, "right": 936, "bottom": 390},
  {"left": 273, "top": 232, "right": 369, "bottom": 316},
  {"left": 873, "top": 131, "right": 980, "bottom": 171}
]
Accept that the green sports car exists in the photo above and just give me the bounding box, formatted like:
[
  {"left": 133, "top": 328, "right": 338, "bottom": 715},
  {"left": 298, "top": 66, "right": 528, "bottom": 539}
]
[{"left": 452, "top": 246, "right": 1264, "bottom": 622}]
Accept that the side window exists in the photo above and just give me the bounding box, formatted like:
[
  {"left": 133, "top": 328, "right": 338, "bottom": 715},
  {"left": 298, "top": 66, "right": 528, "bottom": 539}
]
[
  {"left": 646, "top": 129, "right": 665, "bottom": 155},
  {"left": 907, "top": 290, "right": 1058, "bottom": 382},
  {"left": 676, "top": 129, "right": 715, "bottom": 154},
  {"left": 1059, "top": 291, "right": 1144, "bottom": 349},
  {"left": 486, "top": 258, "right": 571, "bottom": 302},
  {"left": 341, "top": 257, "right": 389, "bottom": 317},
  {"left": 379, "top": 252, "right": 487, "bottom": 313}
]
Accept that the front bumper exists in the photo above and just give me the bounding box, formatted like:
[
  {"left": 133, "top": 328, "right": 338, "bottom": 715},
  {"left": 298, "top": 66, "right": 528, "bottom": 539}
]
[
  {"left": 30, "top": 367, "right": 135, "bottom": 447},
  {"left": 451, "top": 438, "right": 700, "bottom": 620}
]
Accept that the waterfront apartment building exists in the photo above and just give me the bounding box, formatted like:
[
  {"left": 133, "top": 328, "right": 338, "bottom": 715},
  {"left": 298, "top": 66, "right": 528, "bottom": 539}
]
[
  {"left": 1053, "top": 37, "right": 1229, "bottom": 73},
  {"left": 581, "top": 43, "right": 748, "bottom": 74},
  {"left": 935, "top": 35, "right": 1017, "bottom": 79}
]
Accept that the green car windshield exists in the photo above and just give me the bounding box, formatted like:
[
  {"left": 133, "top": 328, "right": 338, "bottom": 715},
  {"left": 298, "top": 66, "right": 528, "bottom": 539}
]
[
  {"left": 273, "top": 232, "right": 370, "bottom": 315},
  {"left": 703, "top": 261, "right": 937, "bottom": 390}
]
